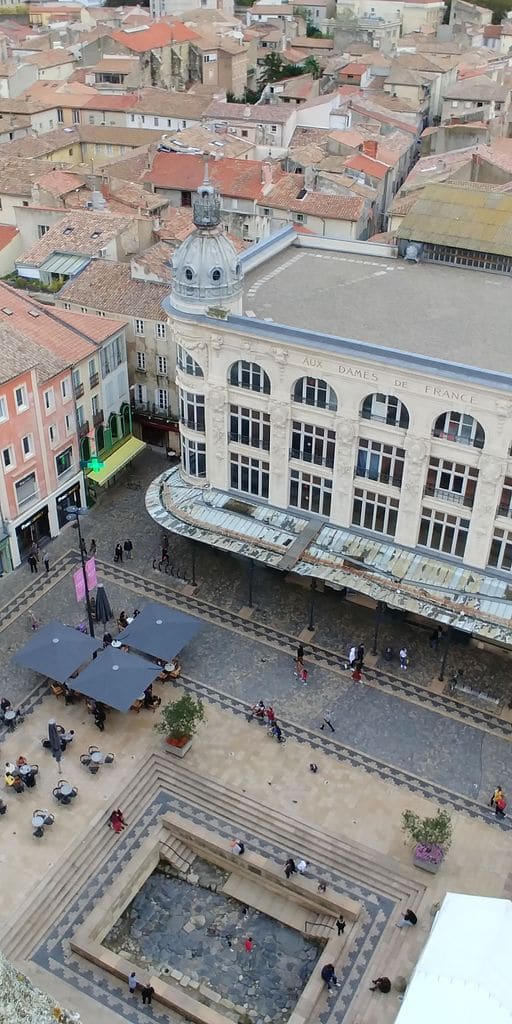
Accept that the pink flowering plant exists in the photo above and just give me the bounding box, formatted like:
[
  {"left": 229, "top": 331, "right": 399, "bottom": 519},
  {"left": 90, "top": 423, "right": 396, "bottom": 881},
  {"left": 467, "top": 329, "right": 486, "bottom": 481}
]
[{"left": 401, "top": 809, "right": 453, "bottom": 865}]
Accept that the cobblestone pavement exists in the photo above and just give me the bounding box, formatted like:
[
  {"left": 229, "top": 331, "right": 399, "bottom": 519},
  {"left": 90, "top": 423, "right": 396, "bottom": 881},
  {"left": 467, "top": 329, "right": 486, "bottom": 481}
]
[{"left": 2, "top": 450, "right": 512, "bottom": 808}]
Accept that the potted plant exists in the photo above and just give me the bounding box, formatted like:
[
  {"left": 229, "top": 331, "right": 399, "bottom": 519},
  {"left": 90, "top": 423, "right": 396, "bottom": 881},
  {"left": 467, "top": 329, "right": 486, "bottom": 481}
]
[
  {"left": 155, "top": 694, "right": 205, "bottom": 757},
  {"left": 401, "top": 808, "right": 453, "bottom": 874}
]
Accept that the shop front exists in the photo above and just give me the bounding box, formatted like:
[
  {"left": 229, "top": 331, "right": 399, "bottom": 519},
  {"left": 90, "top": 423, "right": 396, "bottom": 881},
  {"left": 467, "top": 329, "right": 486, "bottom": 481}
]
[
  {"left": 0, "top": 531, "right": 12, "bottom": 575},
  {"left": 56, "top": 481, "right": 82, "bottom": 529},
  {"left": 15, "top": 505, "right": 50, "bottom": 560}
]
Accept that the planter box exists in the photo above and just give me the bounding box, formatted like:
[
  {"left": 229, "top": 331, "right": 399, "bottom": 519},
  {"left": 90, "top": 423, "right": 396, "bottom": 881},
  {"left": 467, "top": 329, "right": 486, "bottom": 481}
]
[
  {"left": 164, "top": 737, "right": 192, "bottom": 759},
  {"left": 413, "top": 855, "right": 440, "bottom": 874}
]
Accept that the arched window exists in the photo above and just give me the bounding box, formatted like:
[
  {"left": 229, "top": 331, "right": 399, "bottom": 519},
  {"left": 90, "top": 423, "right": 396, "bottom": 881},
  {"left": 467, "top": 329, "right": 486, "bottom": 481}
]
[
  {"left": 361, "top": 393, "right": 409, "bottom": 429},
  {"left": 229, "top": 360, "right": 270, "bottom": 394},
  {"left": 177, "top": 345, "right": 203, "bottom": 378},
  {"left": 96, "top": 425, "right": 105, "bottom": 454},
  {"left": 293, "top": 377, "right": 337, "bottom": 412},
  {"left": 109, "top": 412, "right": 119, "bottom": 441},
  {"left": 432, "top": 411, "right": 485, "bottom": 449},
  {"left": 120, "top": 402, "right": 131, "bottom": 437}
]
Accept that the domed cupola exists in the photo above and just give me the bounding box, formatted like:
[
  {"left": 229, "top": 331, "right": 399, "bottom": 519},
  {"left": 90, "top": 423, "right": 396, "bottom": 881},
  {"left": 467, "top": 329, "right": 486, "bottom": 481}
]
[{"left": 166, "top": 163, "right": 244, "bottom": 315}]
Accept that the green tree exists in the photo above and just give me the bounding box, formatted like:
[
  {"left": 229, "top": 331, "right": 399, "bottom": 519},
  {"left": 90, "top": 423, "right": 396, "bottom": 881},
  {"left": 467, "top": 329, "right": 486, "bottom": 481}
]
[
  {"left": 261, "top": 52, "right": 286, "bottom": 83},
  {"left": 303, "top": 55, "right": 321, "bottom": 78}
]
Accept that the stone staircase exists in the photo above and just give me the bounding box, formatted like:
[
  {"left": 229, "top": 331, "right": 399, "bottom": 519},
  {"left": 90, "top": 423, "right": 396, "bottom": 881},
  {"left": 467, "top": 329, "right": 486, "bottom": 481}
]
[
  {"left": 1, "top": 753, "right": 426, "bottom": 1024},
  {"left": 160, "top": 835, "right": 197, "bottom": 876}
]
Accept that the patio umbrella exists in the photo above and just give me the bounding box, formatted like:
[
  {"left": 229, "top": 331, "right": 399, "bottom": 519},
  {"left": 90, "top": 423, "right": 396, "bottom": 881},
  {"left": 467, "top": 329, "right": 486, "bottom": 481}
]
[
  {"left": 95, "top": 583, "right": 113, "bottom": 625},
  {"left": 47, "top": 718, "right": 62, "bottom": 775},
  {"left": 11, "top": 622, "right": 101, "bottom": 683}
]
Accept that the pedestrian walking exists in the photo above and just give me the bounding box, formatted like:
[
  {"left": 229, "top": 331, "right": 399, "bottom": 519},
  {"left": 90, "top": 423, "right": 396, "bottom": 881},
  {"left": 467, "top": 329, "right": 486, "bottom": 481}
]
[
  {"left": 352, "top": 665, "right": 362, "bottom": 682},
  {"left": 357, "top": 643, "right": 365, "bottom": 665},
  {"left": 266, "top": 705, "right": 276, "bottom": 726},
  {"left": 336, "top": 915, "right": 346, "bottom": 936},
  {"left": 284, "top": 858, "right": 297, "bottom": 879},
  {"left": 30, "top": 540, "right": 39, "bottom": 561},
  {"left": 295, "top": 643, "right": 304, "bottom": 676},
  {"left": 43, "top": 552, "right": 50, "bottom": 573},
  {"left": 297, "top": 858, "right": 308, "bottom": 875},
  {"left": 299, "top": 667, "right": 308, "bottom": 684},
  {"left": 128, "top": 972, "right": 138, "bottom": 995},
  {"left": 321, "top": 964, "right": 339, "bottom": 991},
  {"left": 309, "top": 763, "right": 318, "bottom": 773},
  {"left": 80, "top": 538, "right": 87, "bottom": 559},
  {"left": 349, "top": 645, "right": 357, "bottom": 668},
  {"left": 114, "top": 542, "right": 123, "bottom": 563},
  {"left": 89, "top": 539, "right": 97, "bottom": 557},
  {"left": 244, "top": 937, "right": 253, "bottom": 953},
  {"left": 230, "top": 839, "right": 245, "bottom": 855},
  {"left": 320, "top": 710, "right": 335, "bottom": 733},
  {"left": 123, "top": 538, "right": 133, "bottom": 560},
  {"left": 94, "top": 704, "right": 106, "bottom": 732},
  {"left": 396, "top": 908, "right": 417, "bottom": 928},
  {"left": 28, "top": 553, "right": 38, "bottom": 573},
  {"left": 140, "top": 983, "right": 154, "bottom": 1005},
  {"left": 399, "top": 647, "right": 408, "bottom": 670},
  {"left": 490, "top": 785, "right": 507, "bottom": 819}
]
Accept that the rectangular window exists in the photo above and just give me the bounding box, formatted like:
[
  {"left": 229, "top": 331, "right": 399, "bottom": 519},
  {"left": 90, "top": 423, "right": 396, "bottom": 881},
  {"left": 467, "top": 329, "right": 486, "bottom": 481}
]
[
  {"left": 0, "top": 395, "right": 7, "bottom": 421},
  {"left": 230, "top": 454, "right": 269, "bottom": 498},
  {"left": 157, "top": 388, "right": 168, "bottom": 410},
  {"left": 230, "top": 405, "right": 270, "bottom": 451},
  {"left": 49, "top": 424, "right": 58, "bottom": 445},
  {"left": 71, "top": 368, "right": 81, "bottom": 391},
  {"left": 418, "top": 507, "right": 469, "bottom": 558},
  {"left": 488, "top": 528, "right": 512, "bottom": 571},
  {"left": 57, "top": 107, "right": 64, "bottom": 123},
  {"left": 154, "top": 116, "right": 159, "bottom": 127},
  {"left": 155, "top": 322, "right": 166, "bottom": 339},
  {"left": 134, "top": 318, "right": 145, "bottom": 336},
  {"left": 289, "top": 469, "right": 332, "bottom": 516},
  {"left": 55, "top": 446, "right": 73, "bottom": 477},
  {"left": 100, "top": 335, "right": 124, "bottom": 377},
  {"left": 44, "top": 388, "right": 54, "bottom": 412},
  {"left": 134, "top": 383, "right": 146, "bottom": 405},
  {"left": 15, "top": 471, "right": 37, "bottom": 509},
  {"left": 137, "top": 351, "right": 146, "bottom": 371},
  {"left": 291, "top": 421, "right": 335, "bottom": 468},
  {"left": 2, "top": 446, "right": 14, "bottom": 469},
  {"left": 15, "top": 385, "right": 27, "bottom": 411},
  {"left": 37, "top": 224, "right": 49, "bottom": 238},
  {"left": 22, "top": 434, "right": 33, "bottom": 457},
  {"left": 179, "top": 390, "right": 205, "bottom": 432},
  {"left": 91, "top": 394, "right": 100, "bottom": 416},
  {"left": 157, "top": 355, "right": 168, "bottom": 374},
  {"left": 182, "top": 437, "right": 206, "bottom": 477},
  {"left": 76, "top": 405, "right": 85, "bottom": 428},
  {"left": 424, "top": 458, "right": 478, "bottom": 508},
  {"left": 61, "top": 378, "right": 70, "bottom": 400},
  {"left": 356, "top": 438, "right": 405, "bottom": 487},
  {"left": 498, "top": 477, "right": 512, "bottom": 518},
  {"left": 65, "top": 412, "right": 73, "bottom": 435},
  {"left": 352, "top": 488, "right": 399, "bottom": 537}
]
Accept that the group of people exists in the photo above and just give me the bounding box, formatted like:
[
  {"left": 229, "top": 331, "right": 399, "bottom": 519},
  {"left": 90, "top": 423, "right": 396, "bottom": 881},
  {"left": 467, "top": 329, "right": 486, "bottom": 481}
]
[
  {"left": 86, "top": 700, "right": 107, "bottom": 732},
  {"left": 108, "top": 808, "right": 126, "bottom": 834},
  {"left": 490, "top": 785, "right": 507, "bottom": 819},
  {"left": 294, "top": 645, "right": 309, "bottom": 684},
  {"left": 128, "top": 972, "right": 154, "bottom": 1005},
  {"left": 4, "top": 756, "right": 38, "bottom": 792},
  {"left": 249, "top": 701, "right": 284, "bottom": 742},
  {"left": 114, "top": 540, "right": 133, "bottom": 563},
  {"left": 27, "top": 541, "right": 50, "bottom": 574}
]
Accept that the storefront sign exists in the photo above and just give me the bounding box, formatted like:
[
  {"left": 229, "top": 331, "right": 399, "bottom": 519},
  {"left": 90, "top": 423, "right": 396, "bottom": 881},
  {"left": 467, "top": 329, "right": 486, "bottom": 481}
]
[{"left": 302, "top": 357, "right": 477, "bottom": 405}]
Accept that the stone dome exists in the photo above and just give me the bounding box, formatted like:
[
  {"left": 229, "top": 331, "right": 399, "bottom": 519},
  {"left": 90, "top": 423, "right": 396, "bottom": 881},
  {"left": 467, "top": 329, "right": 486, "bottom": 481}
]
[{"left": 167, "top": 175, "right": 244, "bottom": 313}]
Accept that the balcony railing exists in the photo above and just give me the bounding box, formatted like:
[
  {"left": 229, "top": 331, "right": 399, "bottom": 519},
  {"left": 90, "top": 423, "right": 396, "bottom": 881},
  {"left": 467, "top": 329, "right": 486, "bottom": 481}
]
[
  {"left": 180, "top": 415, "right": 205, "bottom": 432},
  {"left": 290, "top": 447, "right": 335, "bottom": 469},
  {"left": 355, "top": 467, "right": 403, "bottom": 487},
  {"left": 73, "top": 382, "right": 84, "bottom": 399},
  {"left": 89, "top": 372, "right": 99, "bottom": 389},
  {"left": 93, "top": 410, "right": 104, "bottom": 427},
  {"left": 78, "top": 420, "right": 90, "bottom": 438},
  {"left": 431, "top": 429, "right": 484, "bottom": 450},
  {"left": 423, "top": 484, "right": 474, "bottom": 508},
  {"left": 131, "top": 400, "right": 178, "bottom": 424},
  {"left": 16, "top": 488, "right": 39, "bottom": 511},
  {"left": 230, "top": 432, "right": 270, "bottom": 451}
]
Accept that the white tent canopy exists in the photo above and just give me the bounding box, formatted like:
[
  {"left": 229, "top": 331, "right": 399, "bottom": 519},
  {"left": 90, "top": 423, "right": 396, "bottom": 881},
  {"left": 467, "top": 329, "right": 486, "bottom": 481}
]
[{"left": 396, "top": 893, "right": 512, "bottom": 1024}]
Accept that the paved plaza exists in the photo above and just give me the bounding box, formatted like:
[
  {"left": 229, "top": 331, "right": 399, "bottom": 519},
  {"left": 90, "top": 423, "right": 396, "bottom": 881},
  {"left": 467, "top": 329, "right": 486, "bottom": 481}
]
[{"left": 1, "top": 450, "right": 512, "bottom": 1024}]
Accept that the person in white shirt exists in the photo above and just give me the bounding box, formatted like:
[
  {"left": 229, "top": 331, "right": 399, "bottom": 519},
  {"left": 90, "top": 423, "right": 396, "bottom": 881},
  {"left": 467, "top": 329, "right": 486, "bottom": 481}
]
[
  {"left": 349, "top": 646, "right": 357, "bottom": 668},
  {"left": 297, "top": 859, "right": 308, "bottom": 874}
]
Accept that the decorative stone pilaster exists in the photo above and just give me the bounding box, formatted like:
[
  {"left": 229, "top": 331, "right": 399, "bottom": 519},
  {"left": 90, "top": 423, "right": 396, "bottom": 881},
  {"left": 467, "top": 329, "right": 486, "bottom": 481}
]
[
  {"left": 205, "top": 385, "right": 228, "bottom": 489},
  {"left": 464, "top": 456, "right": 506, "bottom": 569},
  {"left": 331, "top": 417, "right": 359, "bottom": 527},
  {"left": 394, "top": 437, "right": 429, "bottom": 547},
  {"left": 269, "top": 402, "right": 290, "bottom": 508}
]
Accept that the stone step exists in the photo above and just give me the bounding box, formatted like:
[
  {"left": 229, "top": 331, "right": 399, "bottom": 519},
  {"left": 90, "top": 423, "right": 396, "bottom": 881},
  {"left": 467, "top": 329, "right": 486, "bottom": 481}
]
[
  {"left": 161, "top": 835, "right": 197, "bottom": 871},
  {"left": 221, "top": 873, "right": 310, "bottom": 935},
  {"left": 2, "top": 753, "right": 159, "bottom": 962},
  {"left": 153, "top": 757, "right": 424, "bottom": 903}
]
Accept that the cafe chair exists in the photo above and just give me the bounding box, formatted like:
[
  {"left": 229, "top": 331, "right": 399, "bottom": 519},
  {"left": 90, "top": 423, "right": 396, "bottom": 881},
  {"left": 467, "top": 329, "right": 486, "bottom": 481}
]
[
  {"left": 31, "top": 764, "right": 39, "bottom": 776},
  {"left": 53, "top": 787, "right": 64, "bottom": 802},
  {"left": 33, "top": 827, "right": 44, "bottom": 839},
  {"left": 88, "top": 763, "right": 100, "bottom": 775},
  {"left": 103, "top": 753, "right": 115, "bottom": 764},
  {"left": 80, "top": 754, "right": 91, "bottom": 767},
  {"left": 88, "top": 745, "right": 100, "bottom": 755},
  {"left": 44, "top": 812, "right": 55, "bottom": 826},
  {"left": 50, "top": 683, "right": 65, "bottom": 698}
]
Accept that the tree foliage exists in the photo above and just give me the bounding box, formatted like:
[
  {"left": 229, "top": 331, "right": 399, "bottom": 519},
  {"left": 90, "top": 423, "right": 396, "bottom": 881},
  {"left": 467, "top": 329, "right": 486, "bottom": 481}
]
[{"left": 401, "top": 808, "right": 453, "bottom": 851}]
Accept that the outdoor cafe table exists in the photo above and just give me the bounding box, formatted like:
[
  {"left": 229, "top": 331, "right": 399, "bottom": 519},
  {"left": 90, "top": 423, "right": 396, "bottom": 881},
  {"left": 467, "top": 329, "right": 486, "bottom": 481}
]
[
  {"left": 18, "top": 765, "right": 35, "bottom": 779},
  {"left": 59, "top": 783, "right": 73, "bottom": 797},
  {"left": 4, "top": 710, "right": 16, "bottom": 727},
  {"left": 90, "top": 751, "right": 103, "bottom": 764},
  {"left": 32, "top": 813, "right": 45, "bottom": 828}
]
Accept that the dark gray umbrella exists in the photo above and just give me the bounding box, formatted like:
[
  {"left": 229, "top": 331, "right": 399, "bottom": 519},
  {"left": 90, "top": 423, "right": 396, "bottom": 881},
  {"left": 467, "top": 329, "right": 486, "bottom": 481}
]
[
  {"left": 72, "top": 646, "right": 160, "bottom": 712},
  {"left": 48, "top": 718, "right": 62, "bottom": 774},
  {"left": 11, "top": 622, "right": 101, "bottom": 682},
  {"left": 95, "top": 583, "right": 113, "bottom": 625},
  {"left": 116, "top": 602, "right": 202, "bottom": 662}
]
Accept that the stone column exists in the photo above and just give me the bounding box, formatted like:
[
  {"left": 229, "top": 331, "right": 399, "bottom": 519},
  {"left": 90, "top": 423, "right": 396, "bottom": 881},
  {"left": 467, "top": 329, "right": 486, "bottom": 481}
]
[
  {"left": 464, "top": 456, "right": 506, "bottom": 569},
  {"left": 269, "top": 402, "right": 290, "bottom": 508},
  {"left": 331, "top": 417, "right": 359, "bottom": 528},
  {"left": 394, "top": 437, "right": 430, "bottom": 548}
]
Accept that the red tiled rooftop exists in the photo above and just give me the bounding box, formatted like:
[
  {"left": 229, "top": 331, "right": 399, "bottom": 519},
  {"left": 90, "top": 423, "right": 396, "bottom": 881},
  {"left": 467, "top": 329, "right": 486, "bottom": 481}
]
[
  {"left": 0, "top": 224, "right": 18, "bottom": 249},
  {"left": 144, "top": 152, "right": 283, "bottom": 200},
  {"left": 112, "top": 20, "right": 198, "bottom": 51},
  {"left": 340, "top": 63, "right": 367, "bottom": 75},
  {"left": 344, "top": 152, "right": 389, "bottom": 180}
]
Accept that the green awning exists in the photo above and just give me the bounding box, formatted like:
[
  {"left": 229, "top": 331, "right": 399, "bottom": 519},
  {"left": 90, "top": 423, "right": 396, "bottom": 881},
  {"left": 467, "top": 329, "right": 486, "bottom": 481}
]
[{"left": 87, "top": 436, "right": 145, "bottom": 486}]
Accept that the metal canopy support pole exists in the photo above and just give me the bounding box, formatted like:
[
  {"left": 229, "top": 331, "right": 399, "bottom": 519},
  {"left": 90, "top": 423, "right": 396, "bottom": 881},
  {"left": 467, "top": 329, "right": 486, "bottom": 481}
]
[
  {"left": 76, "top": 514, "right": 95, "bottom": 639},
  {"left": 308, "top": 579, "right": 317, "bottom": 632},
  {"left": 248, "top": 558, "right": 254, "bottom": 609},
  {"left": 438, "top": 625, "right": 452, "bottom": 682},
  {"left": 191, "top": 540, "right": 197, "bottom": 588},
  {"left": 372, "top": 601, "right": 384, "bottom": 657}
]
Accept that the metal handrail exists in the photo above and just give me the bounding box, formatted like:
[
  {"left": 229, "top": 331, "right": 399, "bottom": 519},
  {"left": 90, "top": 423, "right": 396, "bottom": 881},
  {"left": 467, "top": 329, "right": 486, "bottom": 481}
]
[
  {"left": 304, "top": 919, "right": 334, "bottom": 934},
  {"left": 161, "top": 839, "right": 192, "bottom": 871}
]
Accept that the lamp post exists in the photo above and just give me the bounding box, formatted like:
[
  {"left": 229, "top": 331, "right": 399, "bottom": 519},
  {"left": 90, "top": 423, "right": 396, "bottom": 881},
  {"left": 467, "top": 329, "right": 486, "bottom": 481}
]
[
  {"left": 190, "top": 539, "right": 197, "bottom": 588},
  {"left": 438, "top": 625, "right": 452, "bottom": 682},
  {"left": 308, "top": 579, "right": 317, "bottom": 632},
  {"left": 372, "top": 601, "right": 385, "bottom": 657},
  {"left": 247, "top": 558, "right": 254, "bottom": 609},
  {"left": 66, "top": 505, "right": 95, "bottom": 639}
]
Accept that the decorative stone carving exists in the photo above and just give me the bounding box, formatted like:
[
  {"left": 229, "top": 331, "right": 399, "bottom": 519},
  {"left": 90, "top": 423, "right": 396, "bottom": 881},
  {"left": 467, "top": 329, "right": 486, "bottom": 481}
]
[
  {"left": 210, "top": 333, "right": 224, "bottom": 351},
  {"left": 271, "top": 347, "right": 289, "bottom": 366},
  {"left": 272, "top": 404, "right": 288, "bottom": 435}
]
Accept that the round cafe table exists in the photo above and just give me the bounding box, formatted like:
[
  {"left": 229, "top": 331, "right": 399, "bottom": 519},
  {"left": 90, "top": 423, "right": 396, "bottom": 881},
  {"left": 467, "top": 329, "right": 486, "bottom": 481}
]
[
  {"left": 18, "top": 764, "right": 33, "bottom": 778},
  {"left": 111, "top": 640, "right": 122, "bottom": 649},
  {"left": 32, "top": 814, "right": 45, "bottom": 828},
  {"left": 90, "top": 751, "right": 103, "bottom": 764},
  {"left": 4, "top": 710, "right": 16, "bottom": 724},
  {"left": 60, "top": 783, "right": 73, "bottom": 797}
]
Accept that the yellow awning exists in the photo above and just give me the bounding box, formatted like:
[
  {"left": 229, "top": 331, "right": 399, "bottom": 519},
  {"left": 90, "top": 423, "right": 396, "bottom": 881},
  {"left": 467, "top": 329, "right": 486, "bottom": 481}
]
[{"left": 87, "top": 436, "right": 146, "bottom": 486}]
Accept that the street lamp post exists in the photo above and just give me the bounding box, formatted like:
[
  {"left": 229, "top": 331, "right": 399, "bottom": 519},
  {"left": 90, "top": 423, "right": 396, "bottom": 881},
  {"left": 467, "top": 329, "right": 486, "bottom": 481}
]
[
  {"left": 190, "top": 540, "right": 197, "bottom": 588},
  {"left": 247, "top": 558, "right": 254, "bottom": 609},
  {"left": 66, "top": 505, "right": 95, "bottom": 638},
  {"left": 438, "top": 625, "right": 452, "bottom": 682},
  {"left": 372, "top": 601, "right": 385, "bottom": 657},
  {"left": 308, "top": 579, "right": 317, "bottom": 632}
]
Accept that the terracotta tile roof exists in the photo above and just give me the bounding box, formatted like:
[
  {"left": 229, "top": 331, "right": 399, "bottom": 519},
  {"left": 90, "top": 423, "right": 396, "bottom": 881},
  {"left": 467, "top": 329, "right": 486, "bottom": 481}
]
[
  {"left": 79, "top": 124, "right": 163, "bottom": 147},
  {"left": 18, "top": 209, "right": 134, "bottom": 268},
  {"left": 131, "top": 240, "right": 172, "bottom": 282},
  {"left": 36, "top": 169, "right": 86, "bottom": 197},
  {"left": 0, "top": 282, "right": 123, "bottom": 381},
  {"left": 292, "top": 36, "right": 334, "bottom": 49},
  {"left": 89, "top": 56, "right": 140, "bottom": 74},
  {"left": 82, "top": 93, "right": 138, "bottom": 112},
  {"left": 261, "top": 175, "right": 365, "bottom": 221},
  {"left": 162, "top": 124, "right": 252, "bottom": 159},
  {"left": 340, "top": 63, "right": 367, "bottom": 75},
  {"left": 144, "top": 152, "right": 284, "bottom": 200},
  {"left": 58, "top": 259, "right": 169, "bottom": 321},
  {"left": 112, "top": 20, "right": 198, "bottom": 52},
  {"left": 0, "top": 157, "right": 58, "bottom": 196},
  {"left": 0, "top": 224, "right": 18, "bottom": 248},
  {"left": 130, "top": 87, "right": 212, "bottom": 118},
  {"left": 25, "top": 49, "right": 76, "bottom": 69},
  {"left": 157, "top": 205, "right": 195, "bottom": 242},
  {"left": 344, "top": 152, "right": 389, "bottom": 180},
  {"left": 95, "top": 146, "right": 151, "bottom": 182},
  {"left": 0, "top": 126, "right": 81, "bottom": 161},
  {"left": 205, "top": 100, "right": 293, "bottom": 123},
  {"left": 443, "top": 73, "right": 509, "bottom": 100},
  {"left": 104, "top": 180, "right": 166, "bottom": 213}
]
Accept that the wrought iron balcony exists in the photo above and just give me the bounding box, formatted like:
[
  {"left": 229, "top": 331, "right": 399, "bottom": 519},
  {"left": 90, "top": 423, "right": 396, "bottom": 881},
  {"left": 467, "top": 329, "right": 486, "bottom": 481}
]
[{"left": 423, "top": 484, "right": 474, "bottom": 508}]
